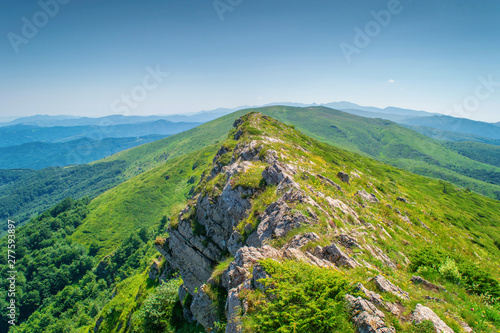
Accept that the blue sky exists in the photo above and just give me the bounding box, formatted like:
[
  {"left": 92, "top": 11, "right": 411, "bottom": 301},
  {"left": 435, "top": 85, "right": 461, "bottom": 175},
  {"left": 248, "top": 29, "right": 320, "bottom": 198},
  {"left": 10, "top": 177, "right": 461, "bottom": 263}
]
[{"left": 1, "top": 0, "right": 499, "bottom": 121}]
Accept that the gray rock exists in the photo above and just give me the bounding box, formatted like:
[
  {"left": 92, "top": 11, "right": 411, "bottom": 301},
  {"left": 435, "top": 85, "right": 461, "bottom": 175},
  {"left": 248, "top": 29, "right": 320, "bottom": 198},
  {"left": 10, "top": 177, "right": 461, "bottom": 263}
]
[
  {"left": 157, "top": 228, "right": 222, "bottom": 294},
  {"left": 148, "top": 260, "right": 161, "bottom": 281},
  {"left": 337, "top": 171, "right": 350, "bottom": 184},
  {"left": 262, "top": 162, "right": 296, "bottom": 186},
  {"left": 191, "top": 285, "right": 219, "bottom": 330},
  {"left": 213, "top": 146, "right": 229, "bottom": 165},
  {"left": 411, "top": 276, "right": 446, "bottom": 292},
  {"left": 238, "top": 141, "right": 262, "bottom": 162},
  {"left": 345, "top": 294, "right": 396, "bottom": 333},
  {"left": 234, "top": 129, "right": 244, "bottom": 140},
  {"left": 233, "top": 118, "right": 244, "bottom": 128},
  {"left": 412, "top": 304, "right": 454, "bottom": 333},
  {"left": 325, "top": 197, "right": 360, "bottom": 224},
  {"left": 356, "top": 190, "right": 379, "bottom": 203},
  {"left": 263, "top": 149, "right": 278, "bottom": 164},
  {"left": 252, "top": 264, "right": 270, "bottom": 291},
  {"left": 226, "top": 246, "right": 282, "bottom": 290},
  {"left": 317, "top": 174, "right": 342, "bottom": 191},
  {"left": 246, "top": 194, "right": 309, "bottom": 247},
  {"left": 373, "top": 275, "right": 410, "bottom": 300},
  {"left": 396, "top": 197, "right": 408, "bottom": 203},
  {"left": 321, "top": 242, "right": 360, "bottom": 268},
  {"left": 363, "top": 244, "right": 398, "bottom": 269},
  {"left": 94, "top": 317, "right": 104, "bottom": 333},
  {"left": 283, "top": 232, "right": 320, "bottom": 250},
  {"left": 178, "top": 284, "right": 189, "bottom": 305},
  {"left": 225, "top": 280, "right": 251, "bottom": 333},
  {"left": 355, "top": 283, "right": 402, "bottom": 316},
  {"left": 336, "top": 234, "right": 360, "bottom": 248}
]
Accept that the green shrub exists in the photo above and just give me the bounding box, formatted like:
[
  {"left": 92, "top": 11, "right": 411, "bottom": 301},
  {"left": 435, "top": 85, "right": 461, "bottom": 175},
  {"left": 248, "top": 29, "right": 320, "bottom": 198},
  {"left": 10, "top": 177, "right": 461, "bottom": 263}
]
[
  {"left": 413, "top": 320, "right": 436, "bottom": 333},
  {"left": 243, "top": 259, "right": 355, "bottom": 333},
  {"left": 231, "top": 165, "right": 266, "bottom": 191},
  {"left": 410, "top": 246, "right": 500, "bottom": 301},
  {"left": 438, "top": 258, "right": 461, "bottom": 283},
  {"left": 132, "top": 278, "right": 183, "bottom": 332}
]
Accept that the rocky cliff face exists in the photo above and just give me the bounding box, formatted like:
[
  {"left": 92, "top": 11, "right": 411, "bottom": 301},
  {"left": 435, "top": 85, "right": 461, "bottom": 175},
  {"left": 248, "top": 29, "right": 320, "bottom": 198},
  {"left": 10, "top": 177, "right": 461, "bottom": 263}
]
[{"left": 155, "top": 113, "right": 484, "bottom": 333}]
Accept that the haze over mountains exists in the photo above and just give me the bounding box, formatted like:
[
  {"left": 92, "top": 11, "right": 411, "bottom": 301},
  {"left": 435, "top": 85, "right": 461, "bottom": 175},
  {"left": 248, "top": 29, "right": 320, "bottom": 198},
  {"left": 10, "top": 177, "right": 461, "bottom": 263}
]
[
  {"left": 1, "top": 105, "right": 499, "bottom": 235},
  {"left": 1, "top": 102, "right": 498, "bottom": 171}
]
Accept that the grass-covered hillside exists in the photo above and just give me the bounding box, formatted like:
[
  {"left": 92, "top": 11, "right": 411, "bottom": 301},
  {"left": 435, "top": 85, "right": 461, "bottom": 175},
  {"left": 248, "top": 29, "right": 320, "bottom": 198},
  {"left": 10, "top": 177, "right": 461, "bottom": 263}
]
[
  {"left": 155, "top": 112, "right": 500, "bottom": 332},
  {"left": 1, "top": 112, "right": 499, "bottom": 332},
  {"left": 0, "top": 113, "right": 236, "bottom": 232},
  {"left": 3, "top": 106, "right": 499, "bottom": 235},
  {"left": 0, "top": 144, "right": 218, "bottom": 332},
  {"left": 252, "top": 106, "right": 500, "bottom": 200},
  {"left": 0, "top": 135, "right": 166, "bottom": 170}
]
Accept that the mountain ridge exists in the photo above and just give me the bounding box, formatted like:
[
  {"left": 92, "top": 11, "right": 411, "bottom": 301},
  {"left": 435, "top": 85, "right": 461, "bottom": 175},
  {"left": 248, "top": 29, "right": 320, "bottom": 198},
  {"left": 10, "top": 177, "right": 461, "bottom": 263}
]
[
  {"left": 153, "top": 112, "right": 500, "bottom": 332},
  {"left": 2, "top": 106, "right": 499, "bottom": 235},
  {"left": 1, "top": 112, "right": 499, "bottom": 332}
]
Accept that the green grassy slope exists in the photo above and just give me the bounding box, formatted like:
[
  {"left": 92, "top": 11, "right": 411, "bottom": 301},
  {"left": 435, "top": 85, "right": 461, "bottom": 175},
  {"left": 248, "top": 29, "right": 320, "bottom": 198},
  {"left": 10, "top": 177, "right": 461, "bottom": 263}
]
[
  {"left": 159, "top": 112, "right": 500, "bottom": 332},
  {"left": 443, "top": 141, "right": 500, "bottom": 168},
  {"left": 3, "top": 112, "right": 500, "bottom": 332},
  {"left": 72, "top": 145, "right": 219, "bottom": 258},
  {"left": 3, "top": 105, "right": 499, "bottom": 235},
  {"left": 1, "top": 145, "right": 218, "bottom": 332},
  {"left": 0, "top": 113, "right": 236, "bottom": 231},
  {"left": 248, "top": 106, "right": 500, "bottom": 199}
]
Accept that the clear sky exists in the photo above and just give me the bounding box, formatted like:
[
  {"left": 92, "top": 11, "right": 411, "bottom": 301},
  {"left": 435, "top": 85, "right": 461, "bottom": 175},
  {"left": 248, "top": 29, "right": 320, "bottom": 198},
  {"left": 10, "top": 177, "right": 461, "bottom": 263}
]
[{"left": 1, "top": 0, "right": 499, "bottom": 122}]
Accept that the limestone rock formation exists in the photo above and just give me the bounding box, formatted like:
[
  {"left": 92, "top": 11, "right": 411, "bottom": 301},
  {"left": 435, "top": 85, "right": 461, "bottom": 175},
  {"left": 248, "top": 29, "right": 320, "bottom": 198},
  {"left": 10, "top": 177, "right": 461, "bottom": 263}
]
[
  {"left": 412, "top": 304, "right": 455, "bottom": 333},
  {"left": 345, "top": 294, "right": 396, "bottom": 333},
  {"left": 356, "top": 190, "right": 379, "bottom": 203},
  {"left": 314, "top": 242, "right": 360, "bottom": 268},
  {"left": 373, "top": 275, "right": 410, "bottom": 300}
]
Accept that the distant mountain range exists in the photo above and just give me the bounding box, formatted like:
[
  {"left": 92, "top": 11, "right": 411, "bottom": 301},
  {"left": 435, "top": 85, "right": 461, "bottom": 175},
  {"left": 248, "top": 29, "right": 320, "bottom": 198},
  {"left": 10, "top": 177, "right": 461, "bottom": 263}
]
[
  {"left": 0, "top": 135, "right": 166, "bottom": 169},
  {"left": 399, "top": 115, "right": 500, "bottom": 140},
  {"left": 0, "top": 101, "right": 438, "bottom": 127},
  {"left": 0, "top": 120, "right": 201, "bottom": 147},
  {"left": 1, "top": 102, "right": 498, "bottom": 171}
]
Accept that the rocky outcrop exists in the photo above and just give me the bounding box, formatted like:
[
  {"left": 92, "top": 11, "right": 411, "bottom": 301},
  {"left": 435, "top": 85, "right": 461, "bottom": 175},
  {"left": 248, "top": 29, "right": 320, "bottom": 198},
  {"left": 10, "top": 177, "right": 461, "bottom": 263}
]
[
  {"left": 356, "top": 190, "right": 379, "bottom": 203},
  {"left": 191, "top": 285, "right": 219, "bottom": 330},
  {"left": 155, "top": 113, "right": 456, "bottom": 332},
  {"left": 336, "top": 234, "right": 360, "bottom": 248},
  {"left": 325, "top": 197, "right": 360, "bottom": 224},
  {"left": 314, "top": 242, "right": 359, "bottom": 268},
  {"left": 225, "top": 246, "right": 282, "bottom": 290},
  {"left": 345, "top": 294, "right": 396, "bottom": 333},
  {"left": 252, "top": 264, "right": 270, "bottom": 291},
  {"left": 283, "top": 232, "right": 320, "bottom": 250},
  {"left": 225, "top": 280, "right": 250, "bottom": 333},
  {"left": 337, "top": 171, "right": 350, "bottom": 184},
  {"left": 373, "top": 275, "right": 410, "bottom": 300},
  {"left": 355, "top": 283, "right": 402, "bottom": 316},
  {"left": 363, "top": 244, "right": 398, "bottom": 269},
  {"left": 411, "top": 276, "right": 446, "bottom": 292},
  {"left": 223, "top": 246, "right": 282, "bottom": 332},
  {"left": 246, "top": 191, "right": 310, "bottom": 247},
  {"left": 412, "top": 304, "right": 454, "bottom": 333},
  {"left": 317, "top": 174, "right": 342, "bottom": 191},
  {"left": 148, "top": 260, "right": 161, "bottom": 280},
  {"left": 156, "top": 219, "right": 223, "bottom": 294}
]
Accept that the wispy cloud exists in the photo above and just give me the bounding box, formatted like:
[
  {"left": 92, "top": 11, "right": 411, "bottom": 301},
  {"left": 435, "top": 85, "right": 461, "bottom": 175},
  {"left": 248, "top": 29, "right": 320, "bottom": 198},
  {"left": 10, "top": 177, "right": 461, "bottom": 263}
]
[{"left": 388, "top": 79, "right": 395, "bottom": 83}]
